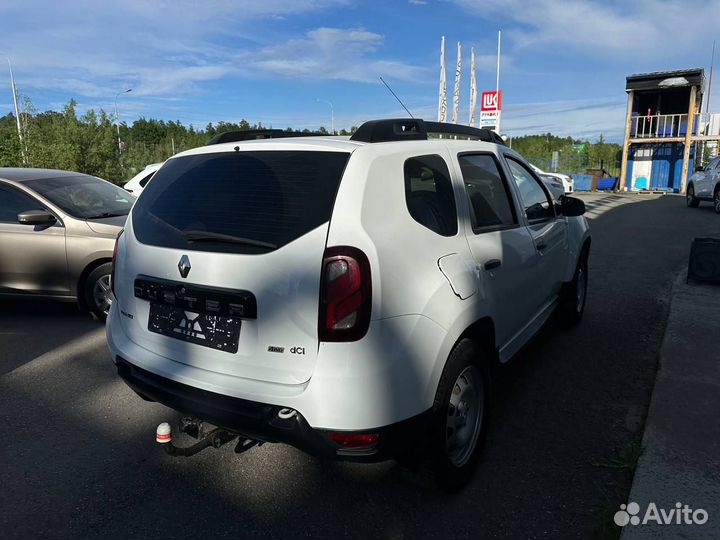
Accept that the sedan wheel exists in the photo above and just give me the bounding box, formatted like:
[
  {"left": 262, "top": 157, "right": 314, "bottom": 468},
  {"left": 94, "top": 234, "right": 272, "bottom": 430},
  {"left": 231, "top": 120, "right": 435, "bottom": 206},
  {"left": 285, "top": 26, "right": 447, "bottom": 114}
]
[
  {"left": 93, "top": 274, "right": 113, "bottom": 316},
  {"left": 83, "top": 262, "right": 113, "bottom": 321},
  {"left": 715, "top": 190, "right": 720, "bottom": 214},
  {"left": 687, "top": 185, "right": 700, "bottom": 208}
]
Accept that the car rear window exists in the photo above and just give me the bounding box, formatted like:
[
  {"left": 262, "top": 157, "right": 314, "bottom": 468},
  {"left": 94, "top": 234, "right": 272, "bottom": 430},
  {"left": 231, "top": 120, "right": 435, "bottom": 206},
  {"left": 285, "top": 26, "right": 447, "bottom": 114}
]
[{"left": 132, "top": 150, "right": 350, "bottom": 254}]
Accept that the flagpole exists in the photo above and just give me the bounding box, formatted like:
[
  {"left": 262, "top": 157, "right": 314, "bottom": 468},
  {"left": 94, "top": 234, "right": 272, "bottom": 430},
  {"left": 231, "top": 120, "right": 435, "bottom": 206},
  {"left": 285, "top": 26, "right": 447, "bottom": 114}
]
[
  {"left": 707, "top": 40, "right": 715, "bottom": 114},
  {"left": 495, "top": 30, "right": 502, "bottom": 133},
  {"left": 7, "top": 58, "right": 27, "bottom": 165}
]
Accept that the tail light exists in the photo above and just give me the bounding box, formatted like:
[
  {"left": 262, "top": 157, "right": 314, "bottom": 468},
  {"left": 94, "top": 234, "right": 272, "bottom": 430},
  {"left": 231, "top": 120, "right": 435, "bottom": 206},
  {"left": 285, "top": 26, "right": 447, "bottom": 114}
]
[
  {"left": 111, "top": 229, "right": 123, "bottom": 298},
  {"left": 319, "top": 246, "right": 371, "bottom": 342},
  {"left": 326, "top": 432, "right": 379, "bottom": 450}
]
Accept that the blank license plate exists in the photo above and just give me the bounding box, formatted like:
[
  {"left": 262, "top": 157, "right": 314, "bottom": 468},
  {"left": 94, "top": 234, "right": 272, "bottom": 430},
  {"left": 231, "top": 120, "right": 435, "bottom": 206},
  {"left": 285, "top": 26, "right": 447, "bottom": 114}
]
[{"left": 148, "top": 303, "right": 241, "bottom": 353}]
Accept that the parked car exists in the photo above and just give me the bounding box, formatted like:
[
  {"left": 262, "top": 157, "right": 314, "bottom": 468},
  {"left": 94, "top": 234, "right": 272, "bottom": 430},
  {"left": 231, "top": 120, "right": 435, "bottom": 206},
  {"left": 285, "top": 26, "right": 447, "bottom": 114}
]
[
  {"left": 123, "top": 162, "right": 163, "bottom": 196},
  {"left": 539, "top": 173, "right": 566, "bottom": 200},
  {"left": 530, "top": 164, "right": 574, "bottom": 193},
  {"left": 0, "top": 168, "right": 134, "bottom": 319},
  {"left": 107, "top": 119, "right": 590, "bottom": 489},
  {"left": 687, "top": 156, "right": 720, "bottom": 213}
]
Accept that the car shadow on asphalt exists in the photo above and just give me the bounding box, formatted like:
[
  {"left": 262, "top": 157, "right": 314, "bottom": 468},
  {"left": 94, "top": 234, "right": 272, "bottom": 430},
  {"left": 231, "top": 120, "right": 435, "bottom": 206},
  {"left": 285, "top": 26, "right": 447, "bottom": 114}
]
[{"left": 0, "top": 298, "right": 100, "bottom": 375}]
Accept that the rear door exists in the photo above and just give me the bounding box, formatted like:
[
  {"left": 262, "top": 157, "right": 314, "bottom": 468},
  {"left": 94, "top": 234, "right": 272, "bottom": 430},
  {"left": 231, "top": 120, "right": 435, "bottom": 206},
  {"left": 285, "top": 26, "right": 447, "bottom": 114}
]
[
  {"left": 503, "top": 155, "right": 568, "bottom": 311},
  {"left": 456, "top": 152, "right": 539, "bottom": 347},
  {"left": 0, "top": 182, "right": 69, "bottom": 296},
  {"left": 117, "top": 149, "right": 351, "bottom": 385}
]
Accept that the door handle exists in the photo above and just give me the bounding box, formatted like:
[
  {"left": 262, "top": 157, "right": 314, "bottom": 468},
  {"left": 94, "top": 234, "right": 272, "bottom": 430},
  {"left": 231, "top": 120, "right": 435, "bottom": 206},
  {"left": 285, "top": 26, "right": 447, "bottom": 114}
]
[
  {"left": 484, "top": 259, "right": 502, "bottom": 270},
  {"left": 535, "top": 241, "right": 547, "bottom": 251}
]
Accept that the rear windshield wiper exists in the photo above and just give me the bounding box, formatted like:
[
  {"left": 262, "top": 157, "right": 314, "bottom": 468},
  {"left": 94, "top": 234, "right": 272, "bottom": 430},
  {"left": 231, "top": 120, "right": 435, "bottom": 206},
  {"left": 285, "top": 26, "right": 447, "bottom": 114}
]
[{"left": 181, "top": 230, "right": 278, "bottom": 250}]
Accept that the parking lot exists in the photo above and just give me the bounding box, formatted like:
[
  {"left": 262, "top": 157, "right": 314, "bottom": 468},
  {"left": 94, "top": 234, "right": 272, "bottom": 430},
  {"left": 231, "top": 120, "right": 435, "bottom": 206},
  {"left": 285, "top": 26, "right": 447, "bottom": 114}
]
[{"left": 2, "top": 192, "right": 719, "bottom": 539}]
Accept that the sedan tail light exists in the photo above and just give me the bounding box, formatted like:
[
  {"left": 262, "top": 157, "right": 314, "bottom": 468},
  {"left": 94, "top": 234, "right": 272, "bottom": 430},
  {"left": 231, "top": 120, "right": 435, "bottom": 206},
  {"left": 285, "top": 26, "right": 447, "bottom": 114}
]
[
  {"left": 319, "top": 246, "right": 372, "bottom": 342},
  {"left": 111, "top": 230, "right": 123, "bottom": 297}
]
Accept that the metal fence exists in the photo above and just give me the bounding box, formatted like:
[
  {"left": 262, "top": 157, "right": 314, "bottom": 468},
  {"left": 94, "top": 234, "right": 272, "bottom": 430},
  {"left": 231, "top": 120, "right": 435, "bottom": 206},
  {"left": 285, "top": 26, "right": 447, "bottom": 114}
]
[{"left": 525, "top": 156, "right": 621, "bottom": 178}]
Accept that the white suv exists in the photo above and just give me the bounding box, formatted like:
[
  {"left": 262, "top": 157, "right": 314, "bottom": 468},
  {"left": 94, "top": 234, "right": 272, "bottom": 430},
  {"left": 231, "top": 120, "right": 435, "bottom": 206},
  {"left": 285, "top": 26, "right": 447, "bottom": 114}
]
[
  {"left": 687, "top": 157, "right": 720, "bottom": 213},
  {"left": 123, "top": 162, "right": 163, "bottom": 196},
  {"left": 530, "top": 164, "right": 574, "bottom": 194},
  {"left": 107, "top": 119, "right": 591, "bottom": 489}
]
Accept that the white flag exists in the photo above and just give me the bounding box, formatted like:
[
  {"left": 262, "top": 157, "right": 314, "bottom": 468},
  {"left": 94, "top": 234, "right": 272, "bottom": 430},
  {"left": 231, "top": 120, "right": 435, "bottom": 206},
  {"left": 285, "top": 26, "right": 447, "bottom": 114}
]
[
  {"left": 469, "top": 48, "right": 477, "bottom": 127},
  {"left": 438, "top": 36, "right": 447, "bottom": 122},
  {"left": 452, "top": 42, "right": 462, "bottom": 124}
]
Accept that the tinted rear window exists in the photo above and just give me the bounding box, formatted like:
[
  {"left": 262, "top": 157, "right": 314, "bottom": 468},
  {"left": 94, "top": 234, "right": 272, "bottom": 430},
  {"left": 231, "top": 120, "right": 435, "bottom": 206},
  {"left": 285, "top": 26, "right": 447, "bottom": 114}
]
[{"left": 132, "top": 151, "right": 350, "bottom": 254}]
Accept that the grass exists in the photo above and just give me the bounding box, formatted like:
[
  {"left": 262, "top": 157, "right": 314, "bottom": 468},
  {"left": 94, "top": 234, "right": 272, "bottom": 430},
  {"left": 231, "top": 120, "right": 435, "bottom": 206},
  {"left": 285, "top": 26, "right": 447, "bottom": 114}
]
[{"left": 590, "top": 439, "right": 645, "bottom": 540}]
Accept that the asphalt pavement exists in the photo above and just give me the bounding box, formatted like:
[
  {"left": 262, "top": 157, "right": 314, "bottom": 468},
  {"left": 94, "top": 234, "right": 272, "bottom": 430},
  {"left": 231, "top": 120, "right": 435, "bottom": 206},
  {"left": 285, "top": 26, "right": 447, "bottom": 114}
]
[{"left": 2, "top": 193, "right": 719, "bottom": 540}]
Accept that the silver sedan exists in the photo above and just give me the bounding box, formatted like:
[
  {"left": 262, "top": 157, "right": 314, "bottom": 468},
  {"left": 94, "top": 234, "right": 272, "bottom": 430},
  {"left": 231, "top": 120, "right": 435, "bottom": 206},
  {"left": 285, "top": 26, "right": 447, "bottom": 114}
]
[{"left": 0, "top": 168, "right": 134, "bottom": 319}]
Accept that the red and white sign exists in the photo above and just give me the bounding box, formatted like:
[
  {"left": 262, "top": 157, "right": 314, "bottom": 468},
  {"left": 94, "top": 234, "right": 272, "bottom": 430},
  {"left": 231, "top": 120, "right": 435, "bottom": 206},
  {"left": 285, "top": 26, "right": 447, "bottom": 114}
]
[
  {"left": 481, "top": 91, "right": 502, "bottom": 112},
  {"left": 480, "top": 90, "right": 502, "bottom": 128}
]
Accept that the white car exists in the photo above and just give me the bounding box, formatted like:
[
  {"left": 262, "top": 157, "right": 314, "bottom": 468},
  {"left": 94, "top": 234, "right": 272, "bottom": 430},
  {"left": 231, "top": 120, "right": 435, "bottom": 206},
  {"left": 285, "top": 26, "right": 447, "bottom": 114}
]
[
  {"left": 530, "top": 164, "right": 574, "bottom": 194},
  {"left": 687, "top": 156, "right": 720, "bottom": 213},
  {"left": 123, "top": 162, "right": 163, "bottom": 196},
  {"left": 107, "top": 119, "right": 591, "bottom": 489}
]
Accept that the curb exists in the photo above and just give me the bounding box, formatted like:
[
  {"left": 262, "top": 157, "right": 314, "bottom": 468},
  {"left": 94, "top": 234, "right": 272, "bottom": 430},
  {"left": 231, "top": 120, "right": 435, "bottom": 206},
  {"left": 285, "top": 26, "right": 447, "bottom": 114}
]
[{"left": 620, "top": 271, "right": 720, "bottom": 539}]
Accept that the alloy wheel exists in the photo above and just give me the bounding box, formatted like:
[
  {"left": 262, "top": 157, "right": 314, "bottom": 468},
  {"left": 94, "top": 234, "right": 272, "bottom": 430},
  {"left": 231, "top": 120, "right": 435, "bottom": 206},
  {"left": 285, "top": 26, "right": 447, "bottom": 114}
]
[{"left": 93, "top": 274, "right": 113, "bottom": 316}]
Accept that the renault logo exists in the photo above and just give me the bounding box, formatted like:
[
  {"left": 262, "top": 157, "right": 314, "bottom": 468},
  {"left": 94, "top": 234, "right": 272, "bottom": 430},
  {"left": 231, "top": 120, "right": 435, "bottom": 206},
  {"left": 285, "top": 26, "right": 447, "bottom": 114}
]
[{"left": 178, "top": 255, "right": 191, "bottom": 278}]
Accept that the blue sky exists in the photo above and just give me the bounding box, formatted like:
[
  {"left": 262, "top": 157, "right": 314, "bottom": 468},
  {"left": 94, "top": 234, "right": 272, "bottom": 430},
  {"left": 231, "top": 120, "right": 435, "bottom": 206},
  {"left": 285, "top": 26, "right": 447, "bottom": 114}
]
[{"left": 1, "top": 0, "right": 718, "bottom": 142}]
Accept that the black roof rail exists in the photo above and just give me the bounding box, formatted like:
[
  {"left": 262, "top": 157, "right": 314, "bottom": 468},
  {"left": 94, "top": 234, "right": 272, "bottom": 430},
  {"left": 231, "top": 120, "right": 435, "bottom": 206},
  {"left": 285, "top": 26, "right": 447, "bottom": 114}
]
[
  {"left": 350, "top": 118, "right": 506, "bottom": 145},
  {"left": 207, "top": 129, "right": 326, "bottom": 145}
]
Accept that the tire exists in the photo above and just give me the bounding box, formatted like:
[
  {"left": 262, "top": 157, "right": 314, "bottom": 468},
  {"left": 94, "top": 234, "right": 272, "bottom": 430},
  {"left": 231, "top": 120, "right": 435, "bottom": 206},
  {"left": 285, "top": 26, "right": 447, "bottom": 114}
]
[
  {"left": 558, "top": 249, "right": 588, "bottom": 326},
  {"left": 714, "top": 188, "right": 720, "bottom": 214},
  {"left": 430, "top": 339, "right": 488, "bottom": 491},
  {"left": 84, "top": 263, "right": 113, "bottom": 321},
  {"left": 686, "top": 185, "right": 700, "bottom": 208}
]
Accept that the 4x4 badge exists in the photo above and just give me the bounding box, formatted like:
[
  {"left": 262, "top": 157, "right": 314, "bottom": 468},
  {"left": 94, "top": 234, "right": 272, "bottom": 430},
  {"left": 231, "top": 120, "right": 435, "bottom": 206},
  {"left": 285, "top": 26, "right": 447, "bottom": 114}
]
[{"left": 178, "top": 255, "right": 191, "bottom": 278}]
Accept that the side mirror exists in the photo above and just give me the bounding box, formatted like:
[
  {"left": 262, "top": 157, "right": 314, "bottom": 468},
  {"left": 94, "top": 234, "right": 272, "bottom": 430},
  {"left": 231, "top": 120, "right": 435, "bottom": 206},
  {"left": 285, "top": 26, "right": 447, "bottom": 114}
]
[
  {"left": 18, "top": 210, "right": 57, "bottom": 226},
  {"left": 695, "top": 164, "right": 704, "bottom": 173},
  {"left": 560, "top": 196, "right": 585, "bottom": 217}
]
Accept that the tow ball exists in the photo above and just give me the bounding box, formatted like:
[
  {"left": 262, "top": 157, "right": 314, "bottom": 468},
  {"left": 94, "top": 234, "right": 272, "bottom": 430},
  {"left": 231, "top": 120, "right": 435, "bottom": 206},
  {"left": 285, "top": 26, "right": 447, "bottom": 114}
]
[{"left": 155, "top": 418, "right": 261, "bottom": 457}]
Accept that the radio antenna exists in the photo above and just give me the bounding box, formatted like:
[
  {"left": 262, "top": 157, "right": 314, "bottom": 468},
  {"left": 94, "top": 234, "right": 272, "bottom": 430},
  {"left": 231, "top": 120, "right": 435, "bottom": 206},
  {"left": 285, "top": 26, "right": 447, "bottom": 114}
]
[{"left": 379, "top": 76, "right": 414, "bottom": 118}]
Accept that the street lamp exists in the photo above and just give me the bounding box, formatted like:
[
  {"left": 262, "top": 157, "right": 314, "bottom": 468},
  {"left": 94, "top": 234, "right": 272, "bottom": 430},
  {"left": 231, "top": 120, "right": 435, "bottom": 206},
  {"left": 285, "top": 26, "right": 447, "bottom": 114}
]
[
  {"left": 316, "top": 98, "right": 335, "bottom": 135},
  {"left": 114, "top": 88, "right": 132, "bottom": 152}
]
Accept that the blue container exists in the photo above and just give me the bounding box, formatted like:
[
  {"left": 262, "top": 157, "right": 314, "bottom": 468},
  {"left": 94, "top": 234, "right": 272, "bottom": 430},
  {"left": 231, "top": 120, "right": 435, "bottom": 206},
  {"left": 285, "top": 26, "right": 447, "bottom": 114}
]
[
  {"left": 597, "top": 177, "right": 618, "bottom": 190},
  {"left": 572, "top": 174, "right": 593, "bottom": 191}
]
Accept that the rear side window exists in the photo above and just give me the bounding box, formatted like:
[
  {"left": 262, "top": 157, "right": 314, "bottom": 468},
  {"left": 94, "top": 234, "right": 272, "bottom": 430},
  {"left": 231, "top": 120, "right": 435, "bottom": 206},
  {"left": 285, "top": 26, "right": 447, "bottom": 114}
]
[
  {"left": 139, "top": 172, "right": 155, "bottom": 187},
  {"left": 404, "top": 155, "right": 458, "bottom": 236},
  {"left": 458, "top": 154, "right": 516, "bottom": 231},
  {"left": 132, "top": 151, "right": 349, "bottom": 254}
]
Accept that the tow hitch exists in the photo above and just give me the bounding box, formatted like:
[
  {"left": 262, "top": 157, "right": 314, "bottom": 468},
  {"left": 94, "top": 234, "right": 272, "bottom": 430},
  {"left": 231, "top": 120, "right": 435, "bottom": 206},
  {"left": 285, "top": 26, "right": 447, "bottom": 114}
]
[{"left": 155, "top": 418, "right": 261, "bottom": 457}]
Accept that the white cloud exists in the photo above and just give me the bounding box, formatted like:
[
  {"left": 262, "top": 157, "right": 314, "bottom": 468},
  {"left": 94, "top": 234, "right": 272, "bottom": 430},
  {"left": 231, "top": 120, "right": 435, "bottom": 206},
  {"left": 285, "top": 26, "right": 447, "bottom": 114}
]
[
  {"left": 452, "top": 0, "right": 720, "bottom": 61},
  {"left": 0, "top": 0, "right": 354, "bottom": 101},
  {"left": 239, "top": 27, "right": 426, "bottom": 83}
]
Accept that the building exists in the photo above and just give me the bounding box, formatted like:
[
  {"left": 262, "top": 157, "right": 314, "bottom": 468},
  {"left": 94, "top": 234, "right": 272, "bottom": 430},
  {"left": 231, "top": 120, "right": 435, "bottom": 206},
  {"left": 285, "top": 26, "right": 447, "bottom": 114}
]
[{"left": 619, "top": 68, "right": 720, "bottom": 193}]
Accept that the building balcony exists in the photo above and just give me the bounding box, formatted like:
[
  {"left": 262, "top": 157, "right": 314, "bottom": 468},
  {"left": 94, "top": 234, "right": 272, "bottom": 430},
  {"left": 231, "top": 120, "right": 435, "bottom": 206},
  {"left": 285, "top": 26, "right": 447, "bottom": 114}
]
[{"left": 630, "top": 113, "right": 720, "bottom": 140}]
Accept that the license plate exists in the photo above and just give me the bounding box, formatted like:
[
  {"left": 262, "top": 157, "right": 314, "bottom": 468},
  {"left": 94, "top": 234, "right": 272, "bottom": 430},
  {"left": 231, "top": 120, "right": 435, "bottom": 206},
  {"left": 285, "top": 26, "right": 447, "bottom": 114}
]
[{"left": 148, "top": 303, "right": 241, "bottom": 353}]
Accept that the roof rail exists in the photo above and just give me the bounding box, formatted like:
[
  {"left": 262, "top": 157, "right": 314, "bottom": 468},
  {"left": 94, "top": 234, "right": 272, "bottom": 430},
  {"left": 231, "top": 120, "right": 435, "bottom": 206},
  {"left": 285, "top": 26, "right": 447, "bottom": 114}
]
[
  {"left": 350, "top": 118, "right": 505, "bottom": 145},
  {"left": 207, "top": 129, "right": 325, "bottom": 145}
]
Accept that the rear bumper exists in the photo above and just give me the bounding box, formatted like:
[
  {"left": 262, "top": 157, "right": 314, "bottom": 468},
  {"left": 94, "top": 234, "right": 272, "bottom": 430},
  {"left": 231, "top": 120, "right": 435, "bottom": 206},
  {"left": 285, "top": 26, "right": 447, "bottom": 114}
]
[{"left": 116, "top": 356, "right": 429, "bottom": 462}]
